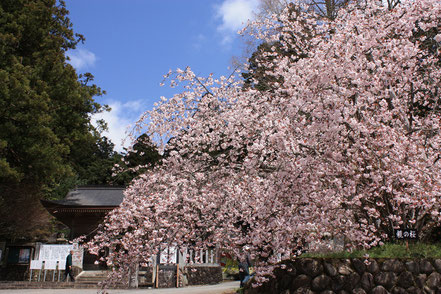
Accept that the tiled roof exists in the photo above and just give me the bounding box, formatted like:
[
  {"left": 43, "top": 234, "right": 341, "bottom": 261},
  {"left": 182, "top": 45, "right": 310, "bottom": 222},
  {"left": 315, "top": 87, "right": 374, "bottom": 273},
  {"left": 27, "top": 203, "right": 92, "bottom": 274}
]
[{"left": 42, "top": 186, "right": 125, "bottom": 208}]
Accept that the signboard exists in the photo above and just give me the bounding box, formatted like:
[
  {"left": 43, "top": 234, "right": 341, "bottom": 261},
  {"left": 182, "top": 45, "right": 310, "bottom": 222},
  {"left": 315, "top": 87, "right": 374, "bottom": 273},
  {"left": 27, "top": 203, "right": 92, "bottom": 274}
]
[
  {"left": 394, "top": 229, "right": 418, "bottom": 240},
  {"left": 72, "top": 246, "right": 83, "bottom": 268},
  {"left": 37, "top": 244, "right": 83, "bottom": 268},
  {"left": 39, "top": 245, "right": 72, "bottom": 261},
  {"left": 7, "top": 247, "right": 31, "bottom": 264},
  {"left": 19, "top": 248, "right": 31, "bottom": 263}
]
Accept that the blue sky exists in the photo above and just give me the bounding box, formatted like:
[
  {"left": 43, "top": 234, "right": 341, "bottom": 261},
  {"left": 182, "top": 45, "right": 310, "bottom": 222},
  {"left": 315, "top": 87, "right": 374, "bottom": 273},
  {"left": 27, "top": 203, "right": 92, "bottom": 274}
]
[{"left": 64, "top": 0, "right": 261, "bottom": 152}]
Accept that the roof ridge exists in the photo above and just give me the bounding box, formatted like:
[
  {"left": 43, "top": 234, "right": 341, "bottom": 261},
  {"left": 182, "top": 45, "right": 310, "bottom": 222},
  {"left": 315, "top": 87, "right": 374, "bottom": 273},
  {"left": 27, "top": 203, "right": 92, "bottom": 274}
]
[{"left": 76, "top": 185, "right": 125, "bottom": 190}]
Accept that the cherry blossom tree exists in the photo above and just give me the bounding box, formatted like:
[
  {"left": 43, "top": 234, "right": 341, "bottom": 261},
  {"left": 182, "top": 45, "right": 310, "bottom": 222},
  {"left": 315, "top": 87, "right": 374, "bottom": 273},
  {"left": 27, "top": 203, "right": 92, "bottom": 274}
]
[
  {"left": 258, "top": 0, "right": 353, "bottom": 20},
  {"left": 85, "top": 0, "right": 441, "bottom": 286}
]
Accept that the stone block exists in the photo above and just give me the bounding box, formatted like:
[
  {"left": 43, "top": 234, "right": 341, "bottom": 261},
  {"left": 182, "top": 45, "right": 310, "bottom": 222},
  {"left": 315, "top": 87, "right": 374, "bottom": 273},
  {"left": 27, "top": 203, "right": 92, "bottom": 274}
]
[
  {"left": 338, "top": 264, "right": 353, "bottom": 275},
  {"left": 405, "top": 260, "right": 419, "bottom": 274},
  {"left": 360, "top": 272, "right": 374, "bottom": 291},
  {"left": 331, "top": 275, "right": 346, "bottom": 291},
  {"left": 367, "top": 260, "right": 380, "bottom": 274},
  {"left": 374, "top": 272, "right": 397, "bottom": 290},
  {"left": 406, "top": 286, "right": 423, "bottom": 294},
  {"left": 426, "top": 272, "right": 441, "bottom": 290},
  {"left": 324, "top": 262, "right": 337, "bottom": 277},
  {"left": 294, "top": 287, "right": 314, "bottom": 294},
  {"left": 280, "top": 273, "right": 293, "bottom": 291},
  {"left": 420, "top": 260, "right": 435, "bottom": 274},
  {"left": 343, "top": 272, "right": 360, "bottom": 291},
  {"left": 423, "top": 285, "right": 435, "bottom": 294},
  {"left": 381, "top": 260, "right": 404, "bottom": 273},
  {"left": 352, "top": 259, "right": 366, "bottom": 275},
  {"left": 298, "top": 259, "right": 323, "bottom": 277},
  {"left": 292, "top": 274, "right": 311, "bottom": 290},
  {"left": 415, "top": 274, "right": 426, "bottom": 288},
  {"left": 433, "top": 259, "right": 441, "bottom": 273},
  {"left": 371, "top": 285, "right": 389, "bottom": 294},
  {"left": 397, "top": 271, "right": 415, "bottom": 289},
  {"left": 390, "top": 287, "right": 407, "bottom": 294},
  {"left": 311, "top": 274, "right": 332, "bottom": 292}
]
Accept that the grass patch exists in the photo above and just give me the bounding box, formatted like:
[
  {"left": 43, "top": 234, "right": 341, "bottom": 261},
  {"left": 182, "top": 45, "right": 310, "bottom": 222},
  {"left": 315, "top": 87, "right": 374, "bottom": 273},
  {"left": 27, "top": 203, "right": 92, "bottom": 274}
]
[{"left": 300, "top": 242, "right": 441, "bottom": 258}]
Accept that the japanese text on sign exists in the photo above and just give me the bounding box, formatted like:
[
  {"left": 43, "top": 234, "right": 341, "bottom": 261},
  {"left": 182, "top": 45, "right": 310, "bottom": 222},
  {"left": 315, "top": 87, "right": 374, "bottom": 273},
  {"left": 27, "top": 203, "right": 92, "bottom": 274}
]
[{"left": 394, "top": 229, "right": 418, "bottom": 240}]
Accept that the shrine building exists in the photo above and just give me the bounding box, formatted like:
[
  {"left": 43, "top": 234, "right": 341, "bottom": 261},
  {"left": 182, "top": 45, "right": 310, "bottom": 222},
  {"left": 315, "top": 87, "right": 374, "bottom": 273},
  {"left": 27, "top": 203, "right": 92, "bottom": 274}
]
[
  {"left": 40, "top": 186, "right": 125, "bottom": 270},
  {"left": 38, "top": 185, "right": 223, "bottom": 288},
  {"left": 41, "top": 186, "right": 124, "bottom": 240}
]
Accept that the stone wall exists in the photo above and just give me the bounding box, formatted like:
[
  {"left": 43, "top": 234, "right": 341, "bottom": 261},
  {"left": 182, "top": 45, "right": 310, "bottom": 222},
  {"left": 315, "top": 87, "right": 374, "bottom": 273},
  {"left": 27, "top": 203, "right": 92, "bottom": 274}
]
[
  {"left": 141, "top": 264, "right": 223, "bottom": 288},
  {"left": 244, "top": 258, "right": 441, "bottom": 293},
  {"left": 158, "top": 265, "right": 177, "bottom": 288},
  {"left": 185, "top": 265, "right": 223, "bottom": 286},
  {"left": 0, "top": 265, "right": 28, "bottom": 281}
]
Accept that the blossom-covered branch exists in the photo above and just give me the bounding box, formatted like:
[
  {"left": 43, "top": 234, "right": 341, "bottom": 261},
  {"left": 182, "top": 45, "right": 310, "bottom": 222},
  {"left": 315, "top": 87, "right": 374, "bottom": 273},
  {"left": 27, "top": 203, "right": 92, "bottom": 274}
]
[{"left": 86, "top": 0, "right": 441, "bottom": 287}]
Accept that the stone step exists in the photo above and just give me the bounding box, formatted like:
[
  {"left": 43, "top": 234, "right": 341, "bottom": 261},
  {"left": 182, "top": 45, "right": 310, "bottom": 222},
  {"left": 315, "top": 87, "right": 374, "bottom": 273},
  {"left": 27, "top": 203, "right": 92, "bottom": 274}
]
[
  {"left": 77, "top": 276, "right": 108, "bottom": 280},
  {"left": 76, "top": 280, "right": 103, "bottom": 283},
  {"left": 0, "top": 281, "right": 99, "bottom": 289},
  {"left": 77, "top": 278, "right": 105, "bottom": 282}
]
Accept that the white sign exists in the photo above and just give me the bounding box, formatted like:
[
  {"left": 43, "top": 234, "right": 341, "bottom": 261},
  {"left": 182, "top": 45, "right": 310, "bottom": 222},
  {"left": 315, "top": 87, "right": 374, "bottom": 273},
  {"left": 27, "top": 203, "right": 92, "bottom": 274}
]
[
  {"left": 30, "top": 260, "right": 43, "bottom": 270},
  {"left": 44, "top": 260, "right": 58, "bottom": 270},
  {"left": 40, "top": 245, "right": 72, "bottom": 261},
  {"left": 37, "top": 244, "right": 83, "bottom": 268},
  {"left": 58, "top": 259, "right": 66, "bottom": 269},
  {"left": 72, "top": 247, "right": 83, "bottom": 268}
]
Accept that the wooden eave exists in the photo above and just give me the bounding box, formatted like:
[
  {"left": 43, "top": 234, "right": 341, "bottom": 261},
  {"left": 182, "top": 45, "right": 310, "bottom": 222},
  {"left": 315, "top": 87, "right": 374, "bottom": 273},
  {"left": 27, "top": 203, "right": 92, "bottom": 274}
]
[{"left": 40, "top": 199, "right": 117, "bottom": 216}]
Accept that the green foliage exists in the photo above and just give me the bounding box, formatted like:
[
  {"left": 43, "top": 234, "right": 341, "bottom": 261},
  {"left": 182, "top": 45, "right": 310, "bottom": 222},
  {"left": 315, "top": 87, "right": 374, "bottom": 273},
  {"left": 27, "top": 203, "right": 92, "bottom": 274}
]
[
  {"left": 242, "top": 42, "right": 281, "bottom": 92},
  {"left": 300, "top": 242, "right": 441, "bottom": 259},
  {"left": 70, "top": 135, "right": 121, "bottom": 185},
  {"left": 0, "top": 0, "right": 116, "bottom": 240},
  {"left": 43, "top": 174, "right": 87, "bottom": 201},
  {"left": 113, "top": 134, "right": 162, "bottom": 185},
  {"left": 223, "top": 257, "right": 239, "bottom": 275}
]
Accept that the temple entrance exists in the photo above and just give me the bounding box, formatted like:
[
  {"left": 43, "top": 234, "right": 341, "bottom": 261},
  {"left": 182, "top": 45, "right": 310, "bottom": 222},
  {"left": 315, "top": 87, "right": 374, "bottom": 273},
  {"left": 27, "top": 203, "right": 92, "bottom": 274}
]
[{"left": 83, "top": 248, "right": 108, "bottom": 270}]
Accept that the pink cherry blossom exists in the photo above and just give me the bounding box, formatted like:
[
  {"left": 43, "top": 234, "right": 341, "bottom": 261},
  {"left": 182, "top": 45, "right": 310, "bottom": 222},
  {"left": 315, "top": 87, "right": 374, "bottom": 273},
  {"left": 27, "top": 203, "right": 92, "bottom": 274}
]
[{"left": 85, "top": 0, "right": 441, "bottom": 288}]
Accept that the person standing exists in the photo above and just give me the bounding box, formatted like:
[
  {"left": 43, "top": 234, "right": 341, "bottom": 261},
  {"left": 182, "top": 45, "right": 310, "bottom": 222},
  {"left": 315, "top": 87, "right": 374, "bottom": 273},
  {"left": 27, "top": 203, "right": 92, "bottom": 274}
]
[
  {"left": 63, "top": 250, "right": 75, "bottom": 282},
  {"left": 238, "top": 255, "right": 252, "bottom": 288}
]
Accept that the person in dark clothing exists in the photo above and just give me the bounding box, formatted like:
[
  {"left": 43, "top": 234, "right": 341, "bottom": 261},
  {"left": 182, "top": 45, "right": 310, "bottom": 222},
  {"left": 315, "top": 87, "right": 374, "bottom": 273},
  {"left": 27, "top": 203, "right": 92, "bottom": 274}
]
[
  {"left": 63, "top": 250, "right": 75, "bottom": 282},
  {"left": 238, "top": 255, "right": 252, "bottom": 288}
]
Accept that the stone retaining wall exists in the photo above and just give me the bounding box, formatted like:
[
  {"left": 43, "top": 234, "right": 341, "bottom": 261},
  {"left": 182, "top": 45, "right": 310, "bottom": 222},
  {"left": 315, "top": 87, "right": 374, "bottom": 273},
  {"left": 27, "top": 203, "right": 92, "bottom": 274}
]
[
  {"left": 185, "top": 265, "right": 223, "bottom": 286},
  {"left": 244, "top": 258, "right": 441, "bottom": 293}
]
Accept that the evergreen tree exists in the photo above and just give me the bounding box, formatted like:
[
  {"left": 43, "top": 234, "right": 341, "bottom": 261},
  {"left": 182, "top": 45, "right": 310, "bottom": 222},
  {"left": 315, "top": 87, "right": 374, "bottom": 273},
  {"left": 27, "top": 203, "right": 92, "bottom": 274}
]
[
  {"left": 113, "top": 134, "right": 162, "bottom": 185},
  {"left": 0, "top": 0, "right": 112, "bottom": 240}
]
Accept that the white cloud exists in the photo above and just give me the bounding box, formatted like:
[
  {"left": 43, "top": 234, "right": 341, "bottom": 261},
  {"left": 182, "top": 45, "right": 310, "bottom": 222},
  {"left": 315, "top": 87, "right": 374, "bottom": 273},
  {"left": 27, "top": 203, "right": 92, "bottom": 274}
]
[
  {"left": 92, "top": 100, "right": 145, "bottom": 153},
  {"left": 192, "top": 33, "right": 206, "bottom": 50},
  {"left": 66, "top": 48, "right": 96, "bottom": 70},
  {"left": 216, "top": 0, "right": 259, "bottom": 43}
]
